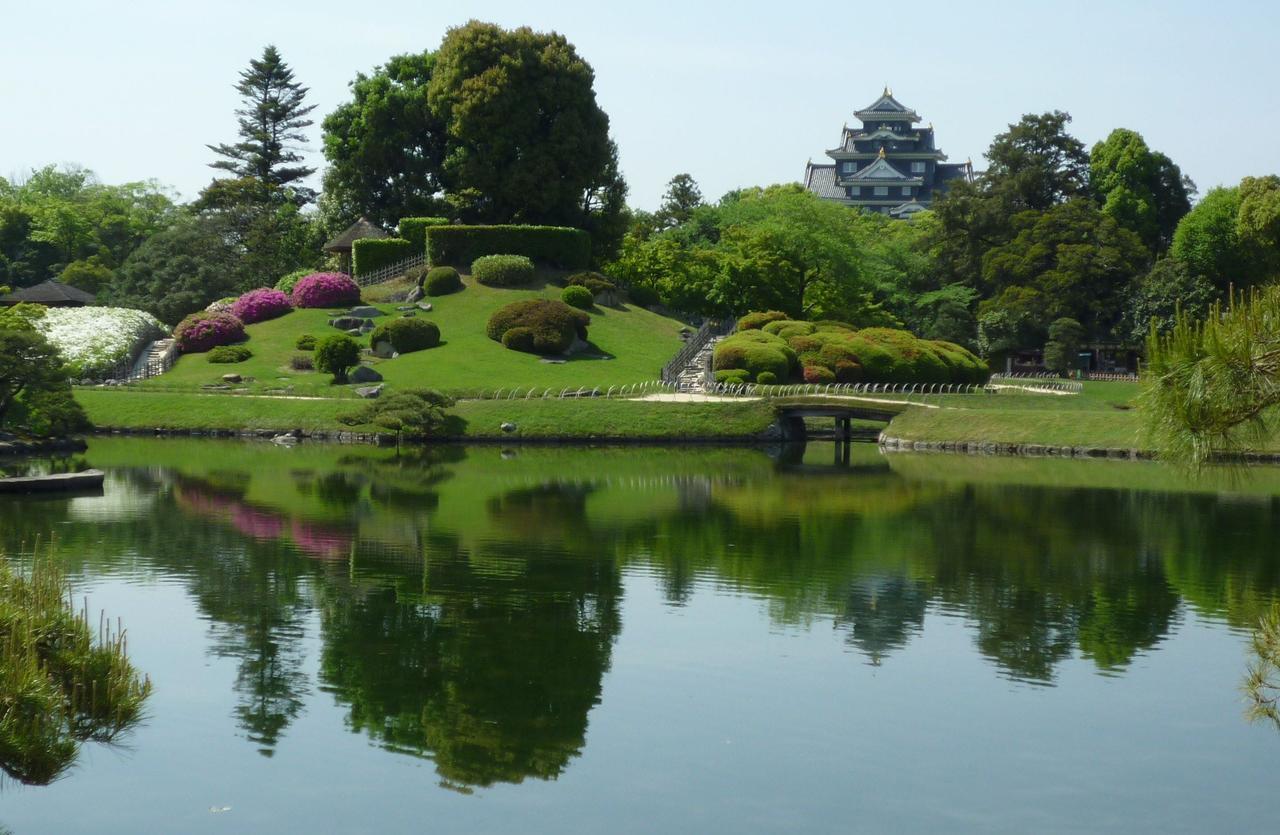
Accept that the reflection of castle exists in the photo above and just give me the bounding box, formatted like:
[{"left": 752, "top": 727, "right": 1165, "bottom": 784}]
[
  {"left": 833, "top": 577, "right": 929, "bottom": 665},
  {"left": 804, "top": 88, "right": 972, "bottom": 217}
]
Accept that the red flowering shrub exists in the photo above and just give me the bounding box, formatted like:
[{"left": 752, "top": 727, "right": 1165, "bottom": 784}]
[
  {"left": 230, "top": 288, "right": 292, "bottom": 324},
  {"left": 803, "top": 365, "right": 836, "bottom": 384},
  {"left": 291, "top": 272, "right": 361, "bottom": 308},
  {"left": 173, "top": 311, "right": 245, "bottom": 353}
]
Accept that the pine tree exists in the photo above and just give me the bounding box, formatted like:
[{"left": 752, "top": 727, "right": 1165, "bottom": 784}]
[{"left": 208, "top": 45, "right": 316, "bottom": 200}]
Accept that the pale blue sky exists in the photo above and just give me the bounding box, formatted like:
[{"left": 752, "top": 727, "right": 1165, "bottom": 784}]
[{"left": 1, "top": 0, "right": 1276, "bottom": 209}]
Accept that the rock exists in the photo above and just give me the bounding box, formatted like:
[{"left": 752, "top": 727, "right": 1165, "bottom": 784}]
[
  {"left": 406, "top": 286, "right": 425, "bottom": 303},
  {"left": 539, "top": 358, "right": 566, "bottom": 364},
  {"left": 349, "top": 365, "right": 383, "bottom": 383},
  {"left": 221, "top": 373, "right": 242, "bottom": 383},
  {"left": 329, "top": 316, "right": 364, "bottom": 331},
  {"left": 271, "top": 434, "right": 299, "bottom": 446},
  {"left": 566, "top": 335, "right": 591, "bottom": 355},
  {"left": 355, "top": 384, "right": 384, "bottom": 399},
  {"left": 417, "top": 302, "right": 433, "bottom": 311},
  {"left": 401, "top": 311, "right": 417, "bottom": 318},
  {"left": 372, "top": 341, "right": 396, "bottom": 359},
  {"left": 501, "top": 422, "right": 518, "bottom": 433},
  {"left": 396, "top": 305, "right": 416, "bottom": 311},
  {"left": 346, "top": 328, "right": 362, "bottom": 337},
  {"left": 348, "top": 306, "right": 384, "bottom": 319},
  {"left": 359, "top": 321, "right": 375, "bottom": 333}
]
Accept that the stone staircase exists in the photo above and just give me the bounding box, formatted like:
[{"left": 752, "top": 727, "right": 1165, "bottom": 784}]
[
  {"left": 128, "top": 338, "right": 177, "bottom": 380},
  {"left": 674, "top": 336, "right": 721, "bottom": 393}
]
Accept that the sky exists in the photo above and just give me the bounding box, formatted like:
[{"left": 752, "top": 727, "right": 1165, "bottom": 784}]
[{"left": 2, "top": 0, "right": 1278, "bottom": 210}]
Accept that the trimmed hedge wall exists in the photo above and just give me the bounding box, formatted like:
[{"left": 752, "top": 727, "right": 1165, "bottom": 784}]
[
  {"left": 398, "top": 217, "right": 450, "bottom": 251},
  {"left": 352, "top": 237, "right": 415, "bottom": 275},
  {"left": 426, "top": 225, "right": 591, "bottom": 270}
]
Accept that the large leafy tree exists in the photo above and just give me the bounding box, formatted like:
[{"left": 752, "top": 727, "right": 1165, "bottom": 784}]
[
  {"left": 984, "top": 111, "right": 1090, "bottom": 212},
  {"left": 0, "top": 326, "right": 70, "bottom": 431},
  {"left": 208, "top": 45, "right": 317, "bottom": 201},
  {"left": 1090, "top": 128, "right": 1193, "bottom": 252},
  {"left": 107, "top": 214, "right": 245, "bottom": 323},
  {"left": 1169, "top": 182, "right": 1280, "bottom": 293},
  {"left": 321, "top": 52, "right": 447, "bottom": 229},
  {"left": 1125, "top": 257, "right": 1215, "bottom": 343}
]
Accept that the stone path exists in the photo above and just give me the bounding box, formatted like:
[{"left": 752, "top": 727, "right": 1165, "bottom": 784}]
[
  {"left": 674, "top": 337, "right": 721, "bottom": 393},
  {"left": 128, "top": 338, "right": 175, "bottom": 380}
]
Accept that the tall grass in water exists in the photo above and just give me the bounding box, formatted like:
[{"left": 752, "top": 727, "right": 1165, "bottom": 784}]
[{"left": 0, "top": 549, "right": 152, "bottom": 785}]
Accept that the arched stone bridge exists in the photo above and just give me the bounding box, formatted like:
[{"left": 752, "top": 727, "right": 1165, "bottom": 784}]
[{"left": 771, "top": 396, "right": 909, "bottom": 442}]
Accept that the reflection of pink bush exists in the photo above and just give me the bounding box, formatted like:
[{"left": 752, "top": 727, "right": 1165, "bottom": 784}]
[
  {"left": 230, "top": 288, "right": 293, "bottom": 324},
  {"left": 291, "top": 273, "right": 360, "bottom": 309},
  {"left": 232, "top": 506, "right": 286, "bottom": 540},
  {"left": 289, "top": 518, "right": 352, "bottom": 560}
]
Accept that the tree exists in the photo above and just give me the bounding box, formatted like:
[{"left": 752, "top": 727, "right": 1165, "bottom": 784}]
[
  {"left": 985, "top": 111, "right": 1090, "bottom": 211},
  {"left": 314, "top": 335, "right": 361, "bottom": 382},
  {"left": 208, "top": 45, "right": 317, "bottom": 201},
  {"left": 1125, "top": 257, "right": 1215, "bottom": 343},
  {"left": 321, "top": 51, "right": 447, "bottom": 229},
  {"left": 1090, "top": 128, "right": 1193, "bottom": 251},
  {"left": 0, "top": 327, "right": 68, "bottom": 430},
  {"left": 655, "top": 174, "right": 703, "bottom": 230},
  {"left": 107, "top": 215, "right": 243, "bottom": 323},
  {"left": 1170, "top": 186, "right": 1252, "bottom": 292},
  {"left": 426, "top": 22, "right": 626, "bottom": 245},
  {"left": 339, "top": 389, "right": 456, "bottom": 440},
  {"left": 1043, "top": 317, "right": 1084, "bottom": 374},
  {"left": 1236, "top": 175, "right": 1280, "bottom": 279}
]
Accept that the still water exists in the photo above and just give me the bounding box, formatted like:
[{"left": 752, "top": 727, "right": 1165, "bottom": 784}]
[{"left": 1, "top": 438, "right": 1278, "bottom": 833}]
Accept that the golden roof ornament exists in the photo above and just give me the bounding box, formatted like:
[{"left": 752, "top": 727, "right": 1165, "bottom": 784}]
[{"left": 878, "top": 146, "right": 886, "bottom": 159}]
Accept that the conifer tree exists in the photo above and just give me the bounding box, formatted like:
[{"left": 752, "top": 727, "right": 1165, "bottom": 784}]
[{"left": 208, "top": 45, "right": 316, "bottom": 200}]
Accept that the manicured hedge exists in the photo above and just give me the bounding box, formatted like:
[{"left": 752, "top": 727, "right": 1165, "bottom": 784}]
[
  {"left": 712, "top": 330, "right": 797, "bottom": 382},
  {"left": 398, "top": 217, "right": 450, "bottom": 251},
  {"left": 291, "top": 273, "right": 361, "bottom": 308},
  {"left": 737, "top": 311, "right": 789, "bottom": 331},
  {"left": 426, "top": 225, "right": 591, "bottom": 270},
  {"left": 486, "top": 299, "right": 590, "bottom": 355},
  {"left": 369, "top": 318, "right": 441, "bottom": 354},
  {"left": 207, "top": 345, "right": 253, "bottom": 364},
  {"left": 174, "top": 311, "right": 246, "bottom": 354},
  {"left": 562, "top": 285, "right": 594, "bottom": 310},
  {"left": 352, "top": 237, "right": 415, "bottom": 275},
  {"left": 472, "top": 254, "right": 535, "bottom": 287},
  {"left": 566, "top": 272, "right": 616, "bottom": 295},
  {"left": 230, "top": 288, "right": 292, "bottom": 324},
  {"left": 424, "top": 266, "right": 462, "bottom": 296}
]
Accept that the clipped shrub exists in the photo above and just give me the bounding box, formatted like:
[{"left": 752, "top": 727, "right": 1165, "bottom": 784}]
[
  {"left": 314, "top": 334, "right": 362, "bottom": 382},
  {"left": 737, "top": 310, "right": 789, "bottom": 331},
  {"left": 566, "top": 272, "right": 616, "bottom": 296},
  {"left": 424, "top": 266, "right": 462, "bottom": 296},
  {"left": 174, "top": 311, "right": 245, "bottom": 353},
  {"left": 207, "top": 345, "right": 252, "bottom": 364},
  {"left": 230, "top": 288, "right": 292, "bottom": 324},
  {"left": 274, "top": 268, "right": 312, "bottom": 295},
  {"left": 712, "top": 330, "right": 795, "bottom": 382},
  {"left": 295, "top": 334, "right": 316, "bottom": 351},
  {"left": 487, "top": 299, "right": 590, "bottom": 355},
  {"left": 501, "top": 327, "right": 536, "bottom": 352},
  {"left": 369, "top": 318, "right": 441, "bottom": 354},
  {"left": 472, "top": 254, "right": 535, "bottom": 287},
  {"left": 205, "top": 296, "right": 238, "bottom": 313},
  {"left": 426, "top": 225, "right": 591, "bottom": 269},
  {"left": 291, "top": 273, "right": 360, "bottom": 308},
  {"left": 803, "top": 365, "right": 835, "bottom": 384},
  {"left": 561, "top": 285, "right": 594, "bottom": 310},
  {"left": 714, "top": 369, "right": 749, "bottom": 386},
  {"left": 289, "top": 352, "right": 314, "bottom": 371},
  {"left": 397, "top": 217, "right": 450, "bottom": 251},
  {"left": 756, "top": 371, "right": 778, "bottom": 386},
  {"left": 762, "top": 320, "right": 816, "bottom": 340},
  {"left": 352, "top": 237, "right": 414, "bottom": 276}
]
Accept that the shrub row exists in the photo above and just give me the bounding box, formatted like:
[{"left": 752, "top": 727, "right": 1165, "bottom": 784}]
[
  {"left": 352, "top": 237, "right": 415, "bottom": 275},
  {"left": 426, "top": 225, "right": 590, "bottom": 270},
  {"left": 369, "top": 318, "right": 441, "bottom": 354},
  {"left": 472, "top": 254, "right": 535, "bottom": 287},
  {"left": 486, "top": 299, "right": 590, "bottom": 355},
  {"left": 397, "top": 217, "right": 450, "bottom": 251}
]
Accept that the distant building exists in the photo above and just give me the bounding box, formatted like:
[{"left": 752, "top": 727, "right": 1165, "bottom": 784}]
[
  {"left": 803, "top": 88, "right": 973, "bottom": 217},
  {"left": 0, "top": 279, "right": 95, "bottom": 307}
]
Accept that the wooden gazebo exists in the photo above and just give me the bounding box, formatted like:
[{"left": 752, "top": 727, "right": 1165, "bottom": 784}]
[
  {"left": 0, "top": 279, "right": 95, "bottom": 307},
  {"left": 323, "top": 217, "right": 388, "bottom": 274}
]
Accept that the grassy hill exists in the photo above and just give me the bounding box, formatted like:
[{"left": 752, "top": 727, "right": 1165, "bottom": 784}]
[{"left": 140, "top": 273, "right": 689, "bottom": 397}]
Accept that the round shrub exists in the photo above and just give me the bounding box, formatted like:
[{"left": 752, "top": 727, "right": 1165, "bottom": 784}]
[
  {"left": 295, "top": 334, "right": 316, "bottom": 351},
  {"left": 289, "top": 352, "right": 314, "bottom": 371},
  {"left": 291, "top": 272, "right": 361, "bottom": 308},
  {"left": 714, "top": 369, "right": 749, "bottom": 386},
  {"left": 762, "top": 320, "right": 816, "bottom": 340},
  {"left": 207, "top": 345, "right": 252, "bottom": 364},
  {"left": 737, "top": 311, "right": 789, "bottom": 331},
  {"left": 174, "top": 311, "right": 246, "bottom": 353},
  {"left": 471, "top": 254, "right": 534, "bottom": 288},
  {"left": 230, "top": 288, "right": 292, "bottom": 324},
  {"left": 486, "top": 299, "right": 590, "bottom": 355},
  {"left": 566, "top": 272, "right": 616, "bottom": 296},
  {"left": 274, "top": 268, "right": 312, "bottom": 295},
  {"left": 713, "top": 330, "right": 795, "bottom": 382},
  {"left": 756, "top": 371, "right": 778, "bottom": 386},
  {"left": 424, "top": 266, "right": 462, "bottom": 296},
  {"left": 561, "top": 285, "right": 594, "bottom": 310},
  {"left": 501, "top": 327, "right": 536, "bottom": 352},
  {"left": 205, "top": 296, "right": 237, "bottom": 313},
  {"left": 369, "top": 318, "right": 441, "bottom": 354},
  {"left": 803, "top": 365, "right": 835, "bottom": 384},
  {"left": 314, "top": 334, "right": 362, "bottom": 382}
]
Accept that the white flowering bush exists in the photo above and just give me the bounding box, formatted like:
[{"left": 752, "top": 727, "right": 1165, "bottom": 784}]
[{"left": 33, "top": 307, "right": 168, "bottom": 379}]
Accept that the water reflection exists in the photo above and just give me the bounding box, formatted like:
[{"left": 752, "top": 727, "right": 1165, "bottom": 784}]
[{"left": 3, "top": 439, "right": 1280, "bottom": 789}]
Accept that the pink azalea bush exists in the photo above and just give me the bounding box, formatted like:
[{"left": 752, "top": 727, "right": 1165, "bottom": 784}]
[
  {"left": 230, "top": 288, "right": 293, "bottom": 324},
  {"left": 173, "top": 310, "right": 246, "bottom": 353},
  {"left": 291, "top": 272, "right": 360, "bottom": 309}
]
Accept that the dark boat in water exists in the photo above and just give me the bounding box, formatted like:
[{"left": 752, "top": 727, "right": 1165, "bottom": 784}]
[{"left": 0, "top": 469, "right": 105, "bottom": 494}]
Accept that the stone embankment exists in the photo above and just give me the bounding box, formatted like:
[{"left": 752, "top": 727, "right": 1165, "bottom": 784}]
[
  {"left": 879, "top": 435, "right": 1151, "bottom": 460},
  {"left": 0, "top": 437, "right": 89, "bottom": 456}
]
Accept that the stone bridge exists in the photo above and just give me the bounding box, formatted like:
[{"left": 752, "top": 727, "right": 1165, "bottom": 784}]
[{"left": 772, "top": 396, "right": 908, "bottom": 442}]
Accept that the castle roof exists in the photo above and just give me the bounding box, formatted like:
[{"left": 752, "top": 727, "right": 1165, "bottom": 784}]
[
  {"left": 854, "top": 88, "right": 920, "bottom": 122},
  {"left": 803, "top": 163, "right": 845, "bottom": 200},
  {"left": 845, "top": 155, "right": 914, "bottom": 182}
]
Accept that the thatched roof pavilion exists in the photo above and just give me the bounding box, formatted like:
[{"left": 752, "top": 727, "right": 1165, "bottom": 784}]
[
  {"left": 0, "top": 279, "right": 95, "bottom": 307},
  {"left": 323, "top": 217, "right": 388, "bottom": 254}
]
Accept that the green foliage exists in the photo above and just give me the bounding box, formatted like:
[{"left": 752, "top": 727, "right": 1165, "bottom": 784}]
[
  {"left": 737, "top": 311, "right": 789, "bottom": 331},
  {"left": 369, "top": 318, "right": 441, "bottom": 354},
  {"left": 472, "top": 254, "right": 535, "bottom": 287},
  {"left": 0, "top": 327, "right": 68, "bottom": 432},
  {"left": 755, "top": 371, "right": 777, "bottom": 385},
  {"left": 207, "top": 345, "right": 253, "bottom": 364},
  {"left": 1236, "top": 175, "right": 1280, "bottom": 279},
  {"left": 289, "top": 352, "right": 314, "bottom": 371},
  {"left": 424, "top": 266, "right": 462, "bottom": 296},
  {"left": 207, "top": 45, "right": 316, "bottom": 200},
  {"left": 314, "top": 334, "right": 362, "bottom": 382},
  {"left": 339, "top": 388, "right": 456, "bottom": 439},
  {"left": 1043, "top": 317, "right": 1085, "bottom": 374},
  {"left": 58, "top": 259, "right": 112, "bottom": 295},
  {"left": 397, "top": 217, "right": 449, "bottom": 251},
  {"left": 565, "top": 271, "right": 615, "bottom": 296},
  {"left": 561, "top": 285, "right": 593, "bottom": 310},
  {"left": 1245, "top": 603, "right": 1280, "bottom": 731},
  {"left": 1126, "top": 258, "right": 1215, "bottom": 343},
  {"left": 714, "top": 369, "right": 748, "bottom": 386},
  {"left": 10, "top": 384, "right": 89, "bottom": 437},
  {"left": 427, "top": 225, "right": 591, "bottom": 270},
  {"left": 352, "top": 237, "right": 414, "bottom": 275},
  {"left": 655, "top": 174, "right": 704, "bottom": 230},
  {"left": 713, "top": 330, "right": 796, "bottom": 382},
  {"left": 295, "top": 334, "right": 316, "bottom": 350},
  {"left": 486, "top": 299, "right": 590, "bottom": 355},
  {"left": 1170, "top": 186, "right": 1249, "bottom": 293},
  {"left": 1089, "top": 128, "right": 1192, "bottom": 251},
  {"left": 984, "top": 111, "right": 1090, "bottom": 211},
  {"left": 275, "top": 268, "right": 312, "bottom": 294}
]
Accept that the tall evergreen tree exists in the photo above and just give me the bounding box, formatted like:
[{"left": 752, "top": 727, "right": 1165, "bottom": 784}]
[
  {"left": 655, "top": 174, "right": 704, "bottom": 230},
  {"left": 208, "top": 45, "right": 317, "bottom": 201}
]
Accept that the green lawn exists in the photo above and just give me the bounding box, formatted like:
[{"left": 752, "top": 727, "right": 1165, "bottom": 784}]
[{"left": 138, "top": 273, "right": 688, "bottom": 397}]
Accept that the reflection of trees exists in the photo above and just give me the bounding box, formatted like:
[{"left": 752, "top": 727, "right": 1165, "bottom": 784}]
[{"left": 318, "top": 531, "right": 621, "bottom": 789}]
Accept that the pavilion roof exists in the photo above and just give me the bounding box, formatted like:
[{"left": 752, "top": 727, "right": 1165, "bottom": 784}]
[
  {"left": 0, "top": 279, "right": 95, "bottom": 305},
  {"left": 323, "top": 217, "right": 389, "bottom": 252}
]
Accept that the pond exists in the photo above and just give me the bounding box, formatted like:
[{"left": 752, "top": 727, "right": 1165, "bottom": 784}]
[{"left": 1, "top": 438, "right": 1278, "bottom": 833}]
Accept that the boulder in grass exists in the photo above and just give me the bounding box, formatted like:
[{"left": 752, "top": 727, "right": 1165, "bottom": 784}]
[
  {"left": 348, "top": 306, "right": 384, "bottom": 319},
  {"left": 355, "top": 384, "right": 384, "bottom": 399},
  {"left": 349, "top": 365, "right": 383, "bottom": 383},
  {"left": 501, "top": 422, "right": 518, "bottom": 433},
  {"left": 406, "top": 286, "right": 425, "bottom": 304},
  {"left": 221, "top": 373, "right": 242, "bottom": 383},
  {"left": 330, "top": 316, "right": 364, "bottom": 331},
  {"left": 372, "top": 341, "right": 396, "bottom": 359}
]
